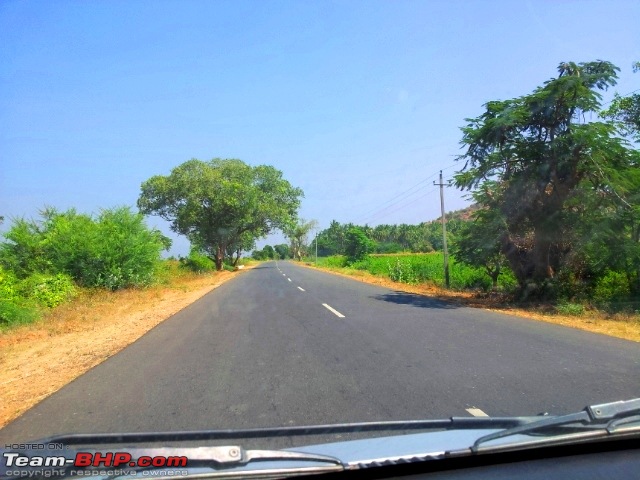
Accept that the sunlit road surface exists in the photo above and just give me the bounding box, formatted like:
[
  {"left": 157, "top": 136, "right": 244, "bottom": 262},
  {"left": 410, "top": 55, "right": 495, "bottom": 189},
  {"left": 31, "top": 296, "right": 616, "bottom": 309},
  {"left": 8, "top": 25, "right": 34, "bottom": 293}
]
[{"left": 1, "top": 261, "right": 639, "bottom": 443}]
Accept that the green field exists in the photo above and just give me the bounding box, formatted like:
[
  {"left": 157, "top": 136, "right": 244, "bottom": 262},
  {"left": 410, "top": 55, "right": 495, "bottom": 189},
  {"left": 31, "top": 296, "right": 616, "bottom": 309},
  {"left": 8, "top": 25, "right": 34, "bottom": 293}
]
[{"left": 316, "top": 253, "right": 518, "bottom": 291}]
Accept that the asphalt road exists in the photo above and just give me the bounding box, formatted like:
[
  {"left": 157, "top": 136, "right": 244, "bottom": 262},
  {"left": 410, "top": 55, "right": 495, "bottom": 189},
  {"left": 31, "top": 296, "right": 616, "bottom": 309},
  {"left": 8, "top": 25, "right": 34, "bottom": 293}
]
[{"left": 1, "top": 261, "right": 639, "bottom": 444}]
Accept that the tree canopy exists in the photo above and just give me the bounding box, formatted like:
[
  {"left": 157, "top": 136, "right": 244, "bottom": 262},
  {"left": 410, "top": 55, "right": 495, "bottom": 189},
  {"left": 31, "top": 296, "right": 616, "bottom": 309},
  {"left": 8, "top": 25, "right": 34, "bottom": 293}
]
[
  {"left": 284, "top": 219, "right": 317, "bottom": 261},
  {"left": 344, "top": 227, "right": 375, "bottom": 264},
  {"left": 138, "top": 159, "right": 303, "bottom": 270},
  {"left": 454, "top": 60, "right": 640, "bottom": 298}
]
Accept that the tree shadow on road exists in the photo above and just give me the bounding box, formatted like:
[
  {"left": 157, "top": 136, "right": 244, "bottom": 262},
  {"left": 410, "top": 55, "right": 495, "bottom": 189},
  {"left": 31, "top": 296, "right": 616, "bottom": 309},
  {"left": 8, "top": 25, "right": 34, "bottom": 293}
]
[{"left": 371, "top": 291, "right": 459, "bottom": 309}]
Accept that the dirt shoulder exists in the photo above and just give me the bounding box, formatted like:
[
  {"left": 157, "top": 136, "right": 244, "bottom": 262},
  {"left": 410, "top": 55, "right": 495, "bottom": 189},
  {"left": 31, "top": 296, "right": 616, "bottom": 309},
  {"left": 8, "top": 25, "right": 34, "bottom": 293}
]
[
  {"left": 299, "top": 263, "right": 640, "bottom": 343},
  {"left": 0, "top": 268, "right": 249, "bottom": 429}
]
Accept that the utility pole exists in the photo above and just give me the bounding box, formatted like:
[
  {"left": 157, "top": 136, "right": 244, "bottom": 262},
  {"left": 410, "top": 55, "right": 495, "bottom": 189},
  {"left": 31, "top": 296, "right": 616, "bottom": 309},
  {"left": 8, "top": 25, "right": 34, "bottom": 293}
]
[
  {"left": 434, "top": 171, "right": 450, "bottom": 288},
  {"left": 315, "top": 230, "right": 318, "bottom": 265}
]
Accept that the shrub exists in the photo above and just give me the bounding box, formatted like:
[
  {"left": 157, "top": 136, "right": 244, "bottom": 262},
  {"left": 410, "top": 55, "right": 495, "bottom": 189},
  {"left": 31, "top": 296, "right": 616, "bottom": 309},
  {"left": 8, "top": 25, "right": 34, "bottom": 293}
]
[
  {"left": 0, "top": 266, "right": 19, "bottom": 301},
  {"left": 324, "top": 255, "right": 347, "bottom": 268},
  {"left": 19, "top": 273, "right": 76, "bottom": 308},
  {"left": 0, "top": 207, "right": 169, "bottom": 289},
  {"left": 0, "top": 218, "right": 51, "bottom": 277},
  {"left": 0, "top": 298, "right": 38, "bottom": 327},
  {"left": 556, "top": 302, "right": 586, "bottom": 316},
  {"left": 593, "top": 270, "right": 631, "bottom": 307},
  {"left": 180, "top": 249, "right": 216, "bottom": 273},
  {"left": 344, "top": 227, "right": 374, "bottom": 264},
  {"left": 0, "top": 266, "right": 39, "bottom": 326}
]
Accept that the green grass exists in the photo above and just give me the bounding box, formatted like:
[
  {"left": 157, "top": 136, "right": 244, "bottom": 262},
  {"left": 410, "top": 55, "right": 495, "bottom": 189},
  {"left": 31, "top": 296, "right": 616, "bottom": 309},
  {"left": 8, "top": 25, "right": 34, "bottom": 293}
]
[
  {"left": 0, "top": 299, "right": 39, "bottom": 330},
  {"left": 556, "top": 302, "right": 586, "bottom": 316},
  {"left": 316, "top": 253, "right": 518, "bottom": 292}
]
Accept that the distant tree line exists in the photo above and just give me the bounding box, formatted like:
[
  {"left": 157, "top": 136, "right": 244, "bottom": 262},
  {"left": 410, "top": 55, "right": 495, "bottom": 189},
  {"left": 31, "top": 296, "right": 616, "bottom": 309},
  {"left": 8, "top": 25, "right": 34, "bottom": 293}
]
[
  {"left": 313, "top": 211, "right": 472, "bottom": 257},
  {"left": 251, "top": 244, "right": 290, "bottom": 260}
]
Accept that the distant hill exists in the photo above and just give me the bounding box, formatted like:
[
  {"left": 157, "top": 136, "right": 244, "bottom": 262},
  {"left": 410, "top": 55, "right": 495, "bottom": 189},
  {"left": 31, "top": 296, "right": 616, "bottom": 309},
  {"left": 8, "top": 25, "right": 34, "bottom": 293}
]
[{"left": 424, "top": 204, "right": 479, "bottom": 224}]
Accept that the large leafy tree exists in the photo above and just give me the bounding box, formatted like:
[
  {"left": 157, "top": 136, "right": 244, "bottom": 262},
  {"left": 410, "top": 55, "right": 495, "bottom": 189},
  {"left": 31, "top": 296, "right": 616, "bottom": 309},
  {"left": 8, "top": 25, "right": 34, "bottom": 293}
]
[
  {"left": 284, "top": 219, "right": 317, "bottom": 261},
  {"left": 591, "top": 64, "right": 640, "bottom": 299},
  {"left": 138, "top": 159, "right": 303, "bottom": 270},
  {"left": 273, "top": 243, "right": 290, "bottom": 260},
  {"left": 454, "top": 61, "right": 639, "bottom": 298},
  {"left": 316, "top": 220, "right": 351, "bottom": 256},
  {"left": 344, "top": 227, "right": 374, "bottom": 264}
]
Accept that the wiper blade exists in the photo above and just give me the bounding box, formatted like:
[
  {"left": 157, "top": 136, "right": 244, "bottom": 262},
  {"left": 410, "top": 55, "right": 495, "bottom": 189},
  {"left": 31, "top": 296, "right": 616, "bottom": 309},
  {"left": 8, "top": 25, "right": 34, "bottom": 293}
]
[{"left": 468, "top": 398, "right": 640, "bottom": 453}]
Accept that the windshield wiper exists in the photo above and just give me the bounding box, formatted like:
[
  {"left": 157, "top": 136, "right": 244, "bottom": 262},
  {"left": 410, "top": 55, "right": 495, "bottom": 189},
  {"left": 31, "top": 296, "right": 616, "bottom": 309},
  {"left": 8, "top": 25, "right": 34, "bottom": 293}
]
[
  {"left": 34, "top": 417, "right": 530, "bottom": 446},
  {"left": 465, "top": 398, "right": 640, "bottom": 454}
]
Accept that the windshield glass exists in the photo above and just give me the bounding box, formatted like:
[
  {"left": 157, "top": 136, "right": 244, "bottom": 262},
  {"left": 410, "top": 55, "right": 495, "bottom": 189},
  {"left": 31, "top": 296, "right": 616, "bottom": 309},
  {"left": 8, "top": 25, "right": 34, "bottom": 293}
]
[{"left": 1, "top": 0, "right": 639, "bottom": 461}]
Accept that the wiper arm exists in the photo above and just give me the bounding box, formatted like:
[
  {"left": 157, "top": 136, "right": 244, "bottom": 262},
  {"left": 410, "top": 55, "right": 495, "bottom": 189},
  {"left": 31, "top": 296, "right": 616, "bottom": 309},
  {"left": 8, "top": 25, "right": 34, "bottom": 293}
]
[
  {"left": 119, "top": 445, "right": 344, "bottom": 466},
  {"left": 469, "top": 398, "right": 640, "bottom": 453}
]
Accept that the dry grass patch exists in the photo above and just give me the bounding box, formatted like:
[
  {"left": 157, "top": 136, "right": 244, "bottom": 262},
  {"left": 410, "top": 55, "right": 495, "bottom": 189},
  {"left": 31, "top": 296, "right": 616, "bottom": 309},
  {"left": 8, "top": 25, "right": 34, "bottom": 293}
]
[
  {"left": 301, "top": 263, "right": 640, "bottom": 343},
  {"left": 0, "top": 268, "right": 249, "bottom": 429}
]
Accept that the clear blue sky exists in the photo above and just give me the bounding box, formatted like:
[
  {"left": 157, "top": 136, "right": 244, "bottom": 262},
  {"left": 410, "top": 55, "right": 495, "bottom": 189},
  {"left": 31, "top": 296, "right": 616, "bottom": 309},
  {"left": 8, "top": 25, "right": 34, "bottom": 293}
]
[{"left": 1, "top": 0, "right": 638, "bottom": 256}]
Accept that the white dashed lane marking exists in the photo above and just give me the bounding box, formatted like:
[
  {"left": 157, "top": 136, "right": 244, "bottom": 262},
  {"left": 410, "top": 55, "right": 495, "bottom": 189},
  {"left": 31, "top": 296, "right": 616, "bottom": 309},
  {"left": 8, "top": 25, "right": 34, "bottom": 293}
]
[
  {"left": 466, "top": 408, "right": 489, "bottom": 417},
  {"left": 322, "top": 303, "right": 345, "bottom": 318},
  {"left": 297, "top": 287, "right": 305, "bottom": 292}
]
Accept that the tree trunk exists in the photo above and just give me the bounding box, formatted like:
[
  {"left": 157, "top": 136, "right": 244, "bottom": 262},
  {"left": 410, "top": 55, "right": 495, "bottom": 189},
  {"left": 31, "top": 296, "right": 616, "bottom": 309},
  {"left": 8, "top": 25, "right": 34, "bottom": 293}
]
[
  {"left": 490, "top": 264, "right": 500, "bottom": 291},
  {"left": 531, "top": 234, "right": 553, "bottom": 284},
  {"left": 500, "top": 233, "right": 527, "bottom": 289},
  {"left": 500, "top": 223, "right": 561, "bottom": 299},
  {"left": 215, "top": 244, "right": 224, "bottom": 271}
]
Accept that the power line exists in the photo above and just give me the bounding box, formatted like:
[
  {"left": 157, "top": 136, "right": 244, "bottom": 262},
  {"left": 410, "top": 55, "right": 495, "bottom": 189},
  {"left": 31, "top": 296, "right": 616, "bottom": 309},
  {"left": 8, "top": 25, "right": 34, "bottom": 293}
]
[
  {"left": 362, "top": 185, "right": 440, "bottom": 224},
  {"left": 357, "top": 173, "right": 440, "bottom": 220},
  {"left": 601, "top": 88, "right": 640, "bottom": 107},
  {"left": 356, "top": 162, "right": 458, "bottom": 224}
]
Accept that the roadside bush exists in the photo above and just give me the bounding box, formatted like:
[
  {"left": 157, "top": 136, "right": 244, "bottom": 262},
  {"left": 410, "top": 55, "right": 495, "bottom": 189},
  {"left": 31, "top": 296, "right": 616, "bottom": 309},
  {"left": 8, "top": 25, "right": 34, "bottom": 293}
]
[
  {"left": 592, "top": 270, "right": 631, "bottom": 307},
  {"left": 344, "top": 227, "right": 374, "bottom": 264},
  {"left": 0, "top": 266, "right": 39, "bottom": 326},
  {"left": 18, "top": 273, "right": 76, "bottom": 308},
  {"left": 556, "top": 302, "right": 586, "bottom": 316},
  {"left": 180, "top": 249, "right": 216, "bottom": 273},
  {"left": 0, "top": 265, "right": 19, "bottom": 300},
  {"left": 324, "top": 255, "right": 347, "bottom": 268},
  {"left": 0, "top": 219, "right": 51, "bottom": 277},
  {"left": 449, "top": 266, "right": 490, "bottom": 291},
  {"left": 0, "top": 207, "right": 169, "bottom": 289},
  {"left": 0, "top": 299, "right": 38, "bottom": 327}
]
